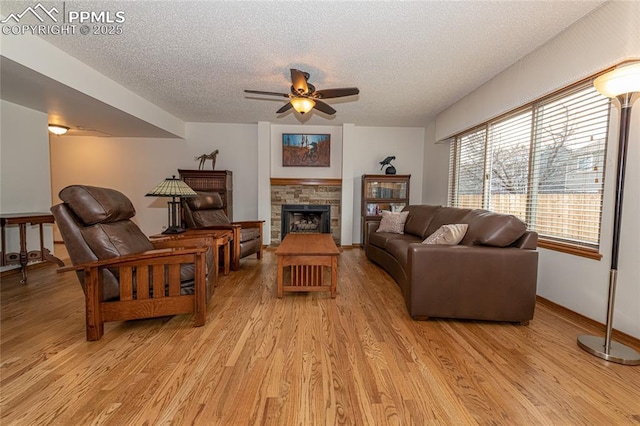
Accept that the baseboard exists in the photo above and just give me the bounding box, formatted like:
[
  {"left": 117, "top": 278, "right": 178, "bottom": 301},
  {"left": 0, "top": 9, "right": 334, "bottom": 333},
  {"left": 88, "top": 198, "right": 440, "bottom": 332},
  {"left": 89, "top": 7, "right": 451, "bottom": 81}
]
[{"left": 536, "top": 296, "right": 640, "bottom": 347}]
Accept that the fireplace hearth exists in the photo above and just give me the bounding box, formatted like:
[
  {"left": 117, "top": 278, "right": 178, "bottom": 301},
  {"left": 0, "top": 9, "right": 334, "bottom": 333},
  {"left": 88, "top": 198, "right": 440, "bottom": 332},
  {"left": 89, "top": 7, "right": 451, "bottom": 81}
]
[{"left": 281, "top": 204, "right": 330, "bottom": 239}]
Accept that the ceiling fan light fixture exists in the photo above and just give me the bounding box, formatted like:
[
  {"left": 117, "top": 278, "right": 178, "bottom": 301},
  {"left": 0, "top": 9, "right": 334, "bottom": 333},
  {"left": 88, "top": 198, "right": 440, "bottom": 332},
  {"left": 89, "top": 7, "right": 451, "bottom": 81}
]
[
  {"left": 290, "top": 97, "right": 315, "bottom": 114},
  {"left": 48, "top": 124, "right": 70, "bottom": 135}
]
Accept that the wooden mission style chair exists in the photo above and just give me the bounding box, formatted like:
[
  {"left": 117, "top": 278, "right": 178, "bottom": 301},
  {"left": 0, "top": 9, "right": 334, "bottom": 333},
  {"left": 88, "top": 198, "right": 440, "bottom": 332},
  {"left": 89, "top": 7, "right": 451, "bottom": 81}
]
[
  {"left": 51, "top": 185, "right": 215, "bottom": 341},
  {"left": 182, "top": 191, "right": 263, "bottom": 270}
]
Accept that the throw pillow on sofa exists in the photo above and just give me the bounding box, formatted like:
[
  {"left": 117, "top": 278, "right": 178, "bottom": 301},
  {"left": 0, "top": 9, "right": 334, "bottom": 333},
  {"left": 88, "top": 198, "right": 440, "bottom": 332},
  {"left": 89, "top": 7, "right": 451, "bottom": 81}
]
[
  {"left": 376, "top": 211, "right": 410, "bottom": 234},
  {"left": 422, "top": 224, "right": 468, "bottom": 245}
]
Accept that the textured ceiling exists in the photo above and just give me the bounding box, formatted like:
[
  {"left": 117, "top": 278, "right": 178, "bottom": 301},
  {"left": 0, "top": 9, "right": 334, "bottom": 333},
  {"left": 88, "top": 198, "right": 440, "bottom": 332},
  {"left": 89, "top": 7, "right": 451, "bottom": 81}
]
[{"left": 3, "top": 0, "right": 606, "bottom": 128}]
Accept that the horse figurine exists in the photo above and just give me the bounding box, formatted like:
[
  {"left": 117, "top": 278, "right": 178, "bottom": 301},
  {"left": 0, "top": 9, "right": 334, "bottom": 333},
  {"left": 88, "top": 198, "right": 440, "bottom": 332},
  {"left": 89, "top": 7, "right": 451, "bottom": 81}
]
[{"left": 195, "top": 149, "right": 219, "bottom": 170}]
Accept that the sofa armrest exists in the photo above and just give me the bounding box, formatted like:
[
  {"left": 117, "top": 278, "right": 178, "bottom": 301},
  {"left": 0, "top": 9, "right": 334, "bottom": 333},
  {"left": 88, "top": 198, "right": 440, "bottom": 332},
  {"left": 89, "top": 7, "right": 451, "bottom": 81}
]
[
  {"left": 406, "top": 244, "right": 538, "bottom": 322},
  {"left": 365, "top": 221, "right": 381, "bottom": 245}
]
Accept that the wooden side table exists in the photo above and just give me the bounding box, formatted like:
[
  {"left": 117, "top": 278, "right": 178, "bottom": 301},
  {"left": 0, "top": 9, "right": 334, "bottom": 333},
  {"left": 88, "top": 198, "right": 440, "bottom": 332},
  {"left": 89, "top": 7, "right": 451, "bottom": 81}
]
[
  {"left": 0, "top": 212, "right": 65, "bottom": 283},
  {"left": 149, "top": 229, "right": 232, "bottom": 282}
]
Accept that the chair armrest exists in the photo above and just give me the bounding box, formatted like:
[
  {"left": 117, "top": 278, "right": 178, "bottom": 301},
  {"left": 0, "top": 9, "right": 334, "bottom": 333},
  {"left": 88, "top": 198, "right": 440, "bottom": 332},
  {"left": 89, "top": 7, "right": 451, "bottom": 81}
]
[
  {"left": 58, "top": 247, "right": 207, "bottom": 272},
  {"left": 195, "top": 224, "right": 241, "bottom": 231},
  {"left": 232, "top": 221, "right": 264, "bottom": 229},
  {"left": 151, "top": 236, "right": 215, "bottom": 250}
]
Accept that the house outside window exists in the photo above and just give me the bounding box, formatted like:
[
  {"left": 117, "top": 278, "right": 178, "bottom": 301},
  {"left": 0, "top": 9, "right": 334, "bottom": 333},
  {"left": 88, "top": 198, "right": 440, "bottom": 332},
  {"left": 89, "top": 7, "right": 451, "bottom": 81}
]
[{"left": 448, "top": 82, "right": 611, "bottom": 255}]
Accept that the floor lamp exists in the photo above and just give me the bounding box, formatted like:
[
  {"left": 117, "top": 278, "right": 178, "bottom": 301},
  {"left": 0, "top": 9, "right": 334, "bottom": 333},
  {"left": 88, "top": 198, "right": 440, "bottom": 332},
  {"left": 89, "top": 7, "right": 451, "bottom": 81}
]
[{"left": 577, "top": 61, "right": 640, "bottom": 365}]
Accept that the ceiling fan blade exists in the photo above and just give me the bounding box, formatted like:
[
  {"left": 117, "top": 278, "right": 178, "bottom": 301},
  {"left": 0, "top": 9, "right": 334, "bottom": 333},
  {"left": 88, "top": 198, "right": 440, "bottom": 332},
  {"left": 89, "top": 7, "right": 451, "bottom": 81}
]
[
  {"left": 244, "top": 90, "right": 289, "bottom": 98},
  {"left": 276, "top": 102, "right": 294, "bottom": 114},
  {"left": 312, "top": 100, "right": 337, "bottom": 115},
  {"left": 314, "top": 88, "right": 360, "bottom": 99},
  {"left": 290, "top": 69, "right": 309, "bottom": 95}
]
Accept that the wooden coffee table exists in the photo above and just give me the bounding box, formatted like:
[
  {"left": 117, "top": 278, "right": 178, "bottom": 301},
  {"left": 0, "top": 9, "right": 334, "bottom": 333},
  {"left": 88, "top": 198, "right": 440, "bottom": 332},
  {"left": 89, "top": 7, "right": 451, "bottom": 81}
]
[{"left": 275, "top": 233, "right": 340, "bottom": 298}]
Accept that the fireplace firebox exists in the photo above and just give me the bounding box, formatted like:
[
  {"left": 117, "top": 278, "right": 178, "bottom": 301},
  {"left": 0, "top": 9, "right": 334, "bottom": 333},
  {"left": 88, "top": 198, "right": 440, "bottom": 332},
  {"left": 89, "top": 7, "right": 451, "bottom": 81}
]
[{"left": 281, "top": 204, "right": 330, "bottom": 239}]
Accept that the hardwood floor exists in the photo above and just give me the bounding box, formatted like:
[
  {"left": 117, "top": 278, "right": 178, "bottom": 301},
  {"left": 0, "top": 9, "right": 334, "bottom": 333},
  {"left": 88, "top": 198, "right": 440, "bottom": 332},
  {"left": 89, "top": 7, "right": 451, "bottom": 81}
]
[{"left": 2, "top": 245, "right": 639, "bottom": 425}]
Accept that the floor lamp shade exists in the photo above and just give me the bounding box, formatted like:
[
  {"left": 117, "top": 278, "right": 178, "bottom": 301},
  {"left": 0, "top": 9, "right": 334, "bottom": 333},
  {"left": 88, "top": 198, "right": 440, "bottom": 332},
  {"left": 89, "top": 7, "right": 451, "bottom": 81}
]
[
  {"left": 577, "top": 62, "right": 640, "bottom": 365},
  {"left": 146, "top": 176, "right": 197, "bottom": 234}
]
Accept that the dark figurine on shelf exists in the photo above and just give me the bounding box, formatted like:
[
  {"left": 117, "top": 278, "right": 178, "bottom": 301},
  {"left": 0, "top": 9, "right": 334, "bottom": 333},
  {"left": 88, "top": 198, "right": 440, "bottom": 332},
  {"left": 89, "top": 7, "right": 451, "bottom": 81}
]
[
  {"left": 379, "top": 156, "right": 396, "bottom": 175},
  {"left": 195, "top": 149, "right": 219, "bottom": 170}
]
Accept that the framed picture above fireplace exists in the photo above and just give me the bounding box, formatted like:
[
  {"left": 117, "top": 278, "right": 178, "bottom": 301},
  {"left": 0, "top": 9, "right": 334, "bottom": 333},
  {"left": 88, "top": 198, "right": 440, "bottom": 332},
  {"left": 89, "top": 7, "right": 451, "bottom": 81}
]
[{"left": 282, "top": 133, "right": 330, "bottom": 167}]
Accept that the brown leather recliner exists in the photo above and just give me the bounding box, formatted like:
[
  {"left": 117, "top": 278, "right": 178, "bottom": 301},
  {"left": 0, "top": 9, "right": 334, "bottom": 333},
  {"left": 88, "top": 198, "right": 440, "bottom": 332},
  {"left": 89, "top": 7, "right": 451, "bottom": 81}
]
[
  {"left": 51, "top": 185, "right": 214, "bottom": 341},
  {"left": 182, "top": 191, "right": 263, "bottom": 270}
]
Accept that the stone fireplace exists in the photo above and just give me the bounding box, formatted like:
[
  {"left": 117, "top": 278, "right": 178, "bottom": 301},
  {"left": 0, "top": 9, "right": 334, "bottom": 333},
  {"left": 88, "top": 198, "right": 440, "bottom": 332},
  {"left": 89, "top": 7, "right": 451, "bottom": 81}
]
[{"left": 271, "top": 178, "right": 341, "bottom": 245}]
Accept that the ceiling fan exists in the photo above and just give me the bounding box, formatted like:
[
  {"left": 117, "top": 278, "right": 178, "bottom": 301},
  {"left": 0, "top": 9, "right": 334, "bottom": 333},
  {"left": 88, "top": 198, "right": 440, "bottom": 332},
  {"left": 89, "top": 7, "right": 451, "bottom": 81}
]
[{"left": 245, "top": 69, "right": 359, "bottom": 116}]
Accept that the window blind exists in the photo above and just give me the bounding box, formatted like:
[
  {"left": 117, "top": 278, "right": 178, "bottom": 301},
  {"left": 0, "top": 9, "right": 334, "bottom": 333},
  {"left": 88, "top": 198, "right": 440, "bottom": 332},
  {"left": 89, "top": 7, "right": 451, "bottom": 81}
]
[
  {"left": 449, "top": 128, "right": 486, "bottom": 209},
  {"left": 448, "top": 81, "right": 610, "bottom": 249},
  {"left": 487, "top": 110, "right": 533, "bottom": 217},
  {"left": 528, "top": 86, "right": 610, "bottom": 246}
]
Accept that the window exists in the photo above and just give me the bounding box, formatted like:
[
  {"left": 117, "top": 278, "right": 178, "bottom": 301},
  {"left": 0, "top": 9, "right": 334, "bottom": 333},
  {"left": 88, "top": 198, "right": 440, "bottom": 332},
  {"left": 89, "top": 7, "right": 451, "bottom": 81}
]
[{"left": 448, "top": 82, "right": 610, "bottom": 255}]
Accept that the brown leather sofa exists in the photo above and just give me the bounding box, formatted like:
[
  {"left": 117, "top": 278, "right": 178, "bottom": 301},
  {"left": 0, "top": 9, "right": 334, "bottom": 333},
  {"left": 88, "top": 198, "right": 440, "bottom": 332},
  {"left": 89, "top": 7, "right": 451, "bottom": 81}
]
[{"left": 365, "top": 205, "right": 538, "bottom": 324}]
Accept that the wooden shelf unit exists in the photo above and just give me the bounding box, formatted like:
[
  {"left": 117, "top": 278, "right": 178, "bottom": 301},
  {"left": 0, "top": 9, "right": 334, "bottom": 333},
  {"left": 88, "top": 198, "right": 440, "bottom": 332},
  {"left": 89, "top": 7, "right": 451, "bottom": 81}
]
[{"left": 361, "top": 174, "right": 411, "bottom": 246}]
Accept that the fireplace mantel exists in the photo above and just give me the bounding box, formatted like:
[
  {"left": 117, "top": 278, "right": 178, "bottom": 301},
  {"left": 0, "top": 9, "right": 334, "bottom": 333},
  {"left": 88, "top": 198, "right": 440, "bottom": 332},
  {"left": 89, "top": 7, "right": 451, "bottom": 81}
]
[{"left": 270, "top": 178, "right": 342, "bottom": 186}]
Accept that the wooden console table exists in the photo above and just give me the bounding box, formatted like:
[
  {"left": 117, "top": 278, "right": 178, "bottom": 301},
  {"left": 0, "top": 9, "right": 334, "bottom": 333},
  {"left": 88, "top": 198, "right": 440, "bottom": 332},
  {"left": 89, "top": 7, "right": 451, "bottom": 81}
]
[
  {"left": 0, "top": 213, "right": 65, "bottom": 283},
  {"left": 275, "top": 233, "right": 340, "bottom": 298}
]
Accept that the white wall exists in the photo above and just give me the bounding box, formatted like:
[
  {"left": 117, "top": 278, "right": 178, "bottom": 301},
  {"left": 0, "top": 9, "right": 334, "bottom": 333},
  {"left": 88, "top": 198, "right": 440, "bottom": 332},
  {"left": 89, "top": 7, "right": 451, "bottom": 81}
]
[
  {"left": 186, "top": 123, "right": 259, "bottom": 221},
  {"left": 50, "top": 123, "right": 258, "bottom": 236},
  {"left": 432, "top": 1, "right": 640, "bottom": 338},
  {"left": 422, "top": 119, "right": 449, "bottom": 206},
  {"left": 347, "top": 126, "right": 425, "bottom": 244},
  {"left": 0, "top": 101, "right": 54, "bottom": 269}
]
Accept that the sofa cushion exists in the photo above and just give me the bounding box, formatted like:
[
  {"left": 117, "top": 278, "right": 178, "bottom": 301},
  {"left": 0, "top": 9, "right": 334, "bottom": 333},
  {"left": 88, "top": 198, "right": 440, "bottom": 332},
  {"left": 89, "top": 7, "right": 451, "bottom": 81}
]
[
  {"left": 385, "top": 238, "right": 416, "bottom": 269},
  {"left": 377, "top": 211, "right": 409, "bottom": 234},
  {"left": 403, "top": 205, "right": 441, "bottom": 238},
  {"left": 460, "top": 209, "right": 527, "bottom": 247},
  {"left": 369, "top": 231, "right": 396, "bottom": 249},
  {"left": 423, "top": 224, "right": 468, "bottom": 245},
  {"left": 424, "top": 207, "right": 473, "bottom": 237}
]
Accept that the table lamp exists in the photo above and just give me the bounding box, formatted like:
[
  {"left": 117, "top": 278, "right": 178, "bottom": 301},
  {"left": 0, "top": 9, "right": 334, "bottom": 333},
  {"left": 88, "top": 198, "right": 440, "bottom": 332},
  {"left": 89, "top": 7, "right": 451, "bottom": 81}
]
[{"left": 146, "top": 176, "right": 197, "bottom": 234}]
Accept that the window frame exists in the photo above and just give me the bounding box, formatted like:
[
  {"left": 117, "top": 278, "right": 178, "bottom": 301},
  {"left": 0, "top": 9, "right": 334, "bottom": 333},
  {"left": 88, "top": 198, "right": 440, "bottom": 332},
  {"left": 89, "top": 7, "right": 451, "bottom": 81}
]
[{"left": 447, "top": 72, "right": 614, "bottom": 260}]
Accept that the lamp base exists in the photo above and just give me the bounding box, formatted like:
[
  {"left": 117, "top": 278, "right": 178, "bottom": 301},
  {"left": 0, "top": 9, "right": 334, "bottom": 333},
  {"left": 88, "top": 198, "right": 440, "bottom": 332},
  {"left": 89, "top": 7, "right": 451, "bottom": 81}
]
[
  {"left": 577, "top": 335, "right": 640, "bottom": 365},
  {"left": 161, "top": 226, "right": 186, "bottom": 234}
]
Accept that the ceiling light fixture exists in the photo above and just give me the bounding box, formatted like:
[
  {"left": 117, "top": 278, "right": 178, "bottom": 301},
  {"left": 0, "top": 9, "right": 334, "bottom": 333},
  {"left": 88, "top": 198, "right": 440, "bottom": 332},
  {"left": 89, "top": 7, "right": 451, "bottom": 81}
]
[
  {"left": 48, "top": 124, "right": 70, "bottom": 135},
  {"left": 290, "top": 97, "right": 315, "bottom": 114}
]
